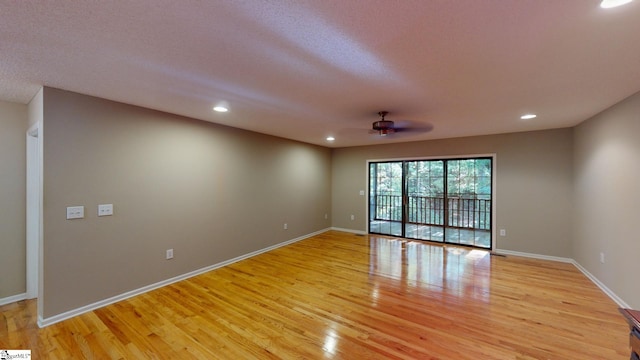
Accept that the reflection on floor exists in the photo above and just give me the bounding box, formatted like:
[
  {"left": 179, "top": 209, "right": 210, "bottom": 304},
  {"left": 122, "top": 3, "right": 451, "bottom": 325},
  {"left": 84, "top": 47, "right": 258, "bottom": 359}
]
[
  {"left": 369, "top": 236, "right": 491, "bottom": 302},
  {"left": 370, "top": 220, "right": 491, "bottom": 248}
]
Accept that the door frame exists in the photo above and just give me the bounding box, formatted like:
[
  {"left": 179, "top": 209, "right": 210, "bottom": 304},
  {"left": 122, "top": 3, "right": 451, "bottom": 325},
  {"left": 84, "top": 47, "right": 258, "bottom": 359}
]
[
  {"left": 26, "top": 121, "right": 43, "bottom": 306},
  {"left": 366, "top": 153, "right": 497, "bottom": 251}
]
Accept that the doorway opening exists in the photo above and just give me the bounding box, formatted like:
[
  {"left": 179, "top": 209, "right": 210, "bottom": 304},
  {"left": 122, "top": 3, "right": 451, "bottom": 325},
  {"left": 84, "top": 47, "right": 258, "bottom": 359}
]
[{"left": 368, "top": 157, "right": 493, "bottom": 249}]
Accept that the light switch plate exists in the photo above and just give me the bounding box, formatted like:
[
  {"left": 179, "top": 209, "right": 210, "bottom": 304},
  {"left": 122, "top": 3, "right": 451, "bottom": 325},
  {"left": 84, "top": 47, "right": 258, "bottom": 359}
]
[
  {"left": 66, "top": 206, "right": 84, "bottom": 220},
  {"left": 98, "top": 204, "right": 113, "bottom": 216}
]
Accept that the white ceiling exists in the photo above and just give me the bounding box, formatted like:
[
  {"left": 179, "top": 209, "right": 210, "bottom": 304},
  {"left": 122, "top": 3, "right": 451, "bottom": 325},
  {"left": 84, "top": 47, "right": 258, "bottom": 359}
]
[{"left": 1, "top": 1, "right": 639, "bottom": 147}]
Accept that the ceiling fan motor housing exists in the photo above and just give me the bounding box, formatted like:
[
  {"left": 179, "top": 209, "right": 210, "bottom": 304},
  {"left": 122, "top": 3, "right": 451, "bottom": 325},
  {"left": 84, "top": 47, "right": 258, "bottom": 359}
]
[{"left": 373, "top": 120, "right": 395, "bottom": 135}]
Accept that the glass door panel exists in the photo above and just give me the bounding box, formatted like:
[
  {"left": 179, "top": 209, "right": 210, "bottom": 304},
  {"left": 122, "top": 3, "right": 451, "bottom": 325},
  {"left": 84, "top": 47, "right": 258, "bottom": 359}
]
[
  {"left": 404, "top": 160, "right": 444, "bottom": 242},
  {"left": 444, "top": 159, "right": 492, "bottom": 248},
  {"left": 369, "top": 162, "right": 403, "bottom": 236}
]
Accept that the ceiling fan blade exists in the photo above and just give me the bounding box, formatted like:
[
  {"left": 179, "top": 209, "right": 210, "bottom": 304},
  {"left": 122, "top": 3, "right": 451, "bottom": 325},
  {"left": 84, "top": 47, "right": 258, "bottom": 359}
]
[
  {"left": 394, "top": 125, "right": 433, "bottom": 133},
  {"left": 391, "top": 119, "right": 433, "bottom": 134}
]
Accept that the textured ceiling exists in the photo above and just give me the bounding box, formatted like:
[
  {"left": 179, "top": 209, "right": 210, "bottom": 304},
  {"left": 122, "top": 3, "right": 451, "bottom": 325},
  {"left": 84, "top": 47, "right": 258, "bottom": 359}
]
[{"left": 1, "top": 1, "right": 639, "bottom": 147}]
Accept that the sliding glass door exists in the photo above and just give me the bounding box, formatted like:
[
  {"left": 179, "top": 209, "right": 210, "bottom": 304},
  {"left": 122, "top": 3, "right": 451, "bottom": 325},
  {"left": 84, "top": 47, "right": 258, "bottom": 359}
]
[{"left": 369, "top": 157, "right": 492, "bottom": 249}]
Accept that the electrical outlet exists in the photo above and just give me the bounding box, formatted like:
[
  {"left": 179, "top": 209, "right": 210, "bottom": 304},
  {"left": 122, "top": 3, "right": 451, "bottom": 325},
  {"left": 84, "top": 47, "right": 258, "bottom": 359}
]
[
  {"left": 499, "top": 229, "right": 506, "bottom": 236},
  {"left": 66, "top": 206, "right": 84, "bottom": 220},
  {"left": 600, "top": 252, "right": 605, "bottom": 264},
  {"left": 166, "top": 249, "right": 174, "bottom": 260},
  {"left": 350, "top": 214, "right": 355, "bottom": 221},
  {"left": 98, "top": 204, "right": 113, "bottom": 216},
  {"left": 284, "top": 223, "right": 288, "bottom": 230},
  {"left": 324, "top": 213, "right": 328, "bottom": 219}
]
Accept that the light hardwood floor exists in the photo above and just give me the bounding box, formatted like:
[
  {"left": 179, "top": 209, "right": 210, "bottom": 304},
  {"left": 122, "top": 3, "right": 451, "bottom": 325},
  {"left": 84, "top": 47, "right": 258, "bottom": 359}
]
[{"left": 0, "top": 231, "right": 630, "bottom": 359}]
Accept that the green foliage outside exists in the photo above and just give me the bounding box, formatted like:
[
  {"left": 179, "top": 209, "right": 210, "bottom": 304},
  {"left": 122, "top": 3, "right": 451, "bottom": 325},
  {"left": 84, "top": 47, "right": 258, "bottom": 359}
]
[{"left": 371, "top": 158, "right": 491, "bottom": 198}]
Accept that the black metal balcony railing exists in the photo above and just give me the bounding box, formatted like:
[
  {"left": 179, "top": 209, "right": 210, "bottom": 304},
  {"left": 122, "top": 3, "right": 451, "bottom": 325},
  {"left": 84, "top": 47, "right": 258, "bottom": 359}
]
[{"left": 371, "top": 195, "right": 491, "bottom": 230}]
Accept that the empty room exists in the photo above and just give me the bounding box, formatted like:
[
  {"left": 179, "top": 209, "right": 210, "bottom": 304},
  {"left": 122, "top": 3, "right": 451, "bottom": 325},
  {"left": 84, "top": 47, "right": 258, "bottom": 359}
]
[{"left": 1, "top": 1, "right": 640, "bottom": 359}]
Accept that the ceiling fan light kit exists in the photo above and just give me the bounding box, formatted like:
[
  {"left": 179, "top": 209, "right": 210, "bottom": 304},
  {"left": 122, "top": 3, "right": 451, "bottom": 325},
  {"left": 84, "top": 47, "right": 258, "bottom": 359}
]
[{"left": 373, "top": 111, "right": 395, "bottom": 136}]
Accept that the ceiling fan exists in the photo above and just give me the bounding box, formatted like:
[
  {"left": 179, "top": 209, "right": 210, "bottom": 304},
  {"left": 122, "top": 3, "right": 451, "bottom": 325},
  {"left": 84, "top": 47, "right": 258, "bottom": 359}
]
[{"left": 370, "top": 111, "right": 432, "bottom": 136}]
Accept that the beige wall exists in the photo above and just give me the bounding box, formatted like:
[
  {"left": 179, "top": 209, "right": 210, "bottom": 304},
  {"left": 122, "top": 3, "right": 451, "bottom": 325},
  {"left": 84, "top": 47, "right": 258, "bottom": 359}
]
[
  {"left": 573, "top": 90, "right": 640, "bottom": 308},
  {"left": 331, "top": 129, "right": 574, "bottom": 256},
  {"left": 41, "top": 88, "right": 332, "bottom": 318},
  {"left": 0, "top": 100, "right": 27, "bottom": 299}
]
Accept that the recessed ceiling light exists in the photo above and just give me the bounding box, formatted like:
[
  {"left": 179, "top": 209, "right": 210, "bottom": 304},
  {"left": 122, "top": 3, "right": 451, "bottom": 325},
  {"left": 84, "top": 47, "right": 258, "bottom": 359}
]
[
  {"left": 520, "top": 114, "right": 537, "bottom": 120},
  {"left": 600, "top": 0, "right": 634, "bottom": 8},
  {"left": 326, "top": 136, "right": 335, "bottom": 141},
  {"left": 213, "top": 106, "right": 228, "bottom": 113}
]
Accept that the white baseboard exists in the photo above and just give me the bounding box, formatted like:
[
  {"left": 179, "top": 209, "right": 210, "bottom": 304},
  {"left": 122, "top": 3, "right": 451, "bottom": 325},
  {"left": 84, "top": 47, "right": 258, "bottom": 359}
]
[
  {"left": 330, "top": 227, "right": 367, "bottom": 235},
  {"left": 493, "top": 249, "right": 574, "bottom": 263},
  {"left": 0, "top": 292, "right": 27, "bottom": 306},
  {"left": 494, "top": 248, "right": 630, "bottom": 308},
  {"left": 38, "top": 228, "right": 330, "bottom": 328}
]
